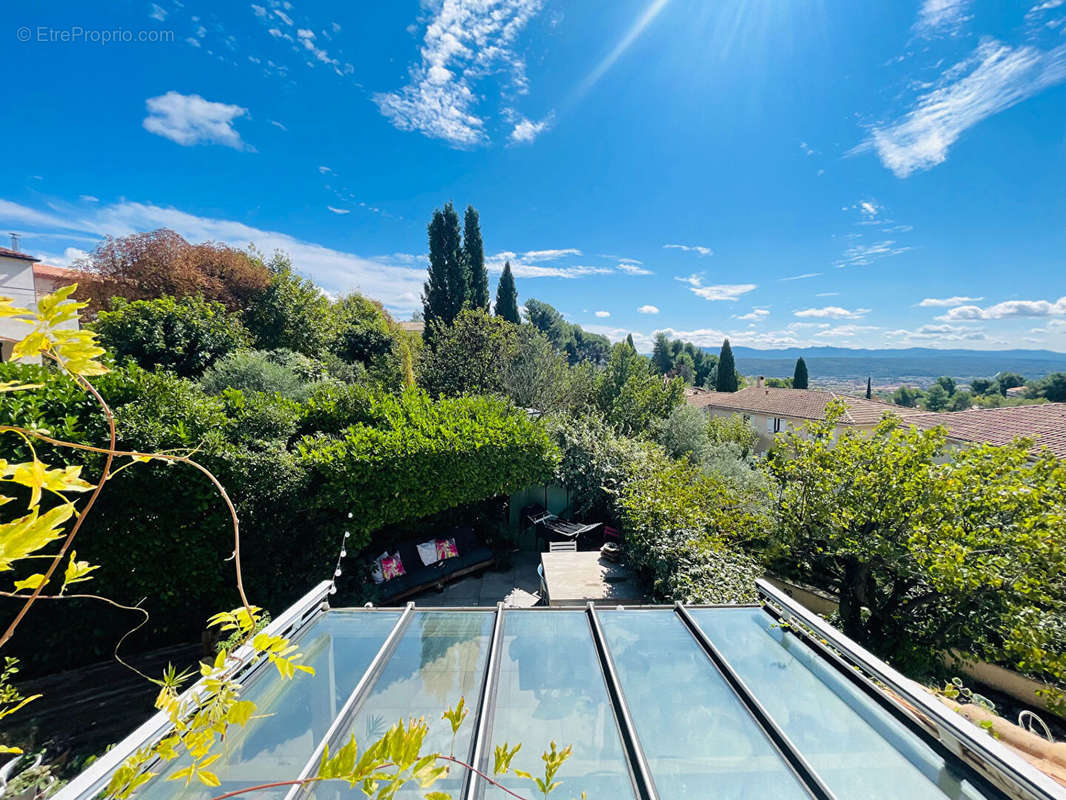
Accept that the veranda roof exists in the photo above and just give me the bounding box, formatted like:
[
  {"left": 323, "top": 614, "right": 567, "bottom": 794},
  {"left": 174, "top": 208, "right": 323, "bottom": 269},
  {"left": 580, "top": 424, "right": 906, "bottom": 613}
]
[{"left": 54, "top": 581, "right": 1062, "bottom": 800}]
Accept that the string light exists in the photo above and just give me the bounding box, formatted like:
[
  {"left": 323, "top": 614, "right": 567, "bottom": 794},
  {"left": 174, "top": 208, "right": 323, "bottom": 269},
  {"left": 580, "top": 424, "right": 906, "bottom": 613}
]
[{"left": 328, "top": 521, "right": 352, "bottom": 598}]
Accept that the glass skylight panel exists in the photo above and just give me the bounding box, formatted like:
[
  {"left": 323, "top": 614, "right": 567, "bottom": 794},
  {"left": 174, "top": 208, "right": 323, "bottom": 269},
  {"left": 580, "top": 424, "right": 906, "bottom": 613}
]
[
  {"left": 477, "top": 610, "right": 636, "bottom": 800},
  {"left": 691, "top": 608, "right": 992, "bottom": 800},
  {"left": 311, "top": 610, "right": 495, "bottom": 800},
  {"left": 597, "top": 609, "right": 810, "bottom": 800},
  {"left": 135, "top": 610, "right": 402, "bottom": 800}
]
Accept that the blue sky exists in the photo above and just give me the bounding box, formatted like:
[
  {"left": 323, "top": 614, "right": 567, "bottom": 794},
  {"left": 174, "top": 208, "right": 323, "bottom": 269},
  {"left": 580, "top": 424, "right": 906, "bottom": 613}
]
[{"left": 2, "top": 0, "right": 1065, "bottom": 352}]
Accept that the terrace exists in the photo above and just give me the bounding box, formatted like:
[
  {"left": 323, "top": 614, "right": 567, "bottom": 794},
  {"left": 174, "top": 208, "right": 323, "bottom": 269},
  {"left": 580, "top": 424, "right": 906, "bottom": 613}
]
[{"left": 53, "top": 581, "right": 1061, "bottom": 800}]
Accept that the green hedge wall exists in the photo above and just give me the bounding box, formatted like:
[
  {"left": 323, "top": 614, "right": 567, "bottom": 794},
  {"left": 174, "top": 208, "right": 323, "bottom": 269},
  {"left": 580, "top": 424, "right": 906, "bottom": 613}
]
[{"left": 297, "top": 390, "right": 559, "bottom": 549}]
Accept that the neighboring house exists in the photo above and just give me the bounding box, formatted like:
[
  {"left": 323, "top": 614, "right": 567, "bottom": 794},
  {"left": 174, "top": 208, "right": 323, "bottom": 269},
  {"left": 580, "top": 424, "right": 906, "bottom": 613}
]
[
  {"left": 686, "top": 379, "right": 925, "bottom": 451},
  {"left": 907, "top": 403, "right": 1066, "bottom": 460},
  {"left": 1005, "top": 385, "right": 1027, "bottom": 397},
  {"left": 395, "top": 320, "right": 425, "bottom": 333},
  {"left": 0, "top": 245, "right": 82, "bottom": 362}
]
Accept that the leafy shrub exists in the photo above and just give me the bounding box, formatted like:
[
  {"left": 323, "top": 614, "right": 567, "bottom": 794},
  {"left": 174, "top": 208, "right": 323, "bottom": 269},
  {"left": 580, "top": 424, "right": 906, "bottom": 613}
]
[
  {"left": 418, "top": 310, "right": 520, "bottom": 397},
  {"left": 593, "top": 343, "right": 684, "bottom": 435},
  {"left": 330, "top": 293, "right": 411, "bottom": 390},
  {"left": 93, "top": 295, "right": 250, "bottom": 377},
  {"left": 298, "top": 390, "right": 559, "bottom": 550},
  {"left": 200, "top": 349, "right": 319, "bottom": 400}
]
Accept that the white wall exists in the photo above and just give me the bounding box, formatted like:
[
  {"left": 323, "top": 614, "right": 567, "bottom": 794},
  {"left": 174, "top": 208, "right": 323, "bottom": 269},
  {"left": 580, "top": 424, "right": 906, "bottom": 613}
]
[{"left": 0, "top": 256, "right": 80, "bottom": 363}]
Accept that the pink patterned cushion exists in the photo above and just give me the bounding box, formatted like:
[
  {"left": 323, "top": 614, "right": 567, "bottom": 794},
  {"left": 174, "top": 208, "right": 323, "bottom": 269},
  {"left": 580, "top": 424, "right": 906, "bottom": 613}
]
[
  {"left": 436, "top": 538, "right": 458, "bottom": 560},
  {"left": 380, "top": 553, "right": 406, "bottom": 580}
]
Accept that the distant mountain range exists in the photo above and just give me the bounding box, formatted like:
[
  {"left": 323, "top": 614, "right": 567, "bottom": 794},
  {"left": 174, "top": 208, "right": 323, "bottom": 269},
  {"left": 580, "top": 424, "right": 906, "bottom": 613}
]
[{"left": 715, "top": 346, "right": 1066, "bottom": 383}]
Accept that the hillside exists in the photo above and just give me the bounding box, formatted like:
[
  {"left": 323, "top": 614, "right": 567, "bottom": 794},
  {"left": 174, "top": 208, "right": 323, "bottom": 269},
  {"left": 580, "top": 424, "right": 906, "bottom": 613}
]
[{"left": 719, "top": 346, "right": 1066, "bottom": 383}]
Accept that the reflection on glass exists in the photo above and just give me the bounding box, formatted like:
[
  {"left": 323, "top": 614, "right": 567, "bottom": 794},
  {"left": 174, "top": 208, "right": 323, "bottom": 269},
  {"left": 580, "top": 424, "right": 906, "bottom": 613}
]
[
  {"left": 314, "top": 611, "right": 494, "bottom": 800},
  {"left": 480, "top": 611, "right": 635, "bottom": 800},
  {"left": 136, "top": 610, "right": 402, "bottom": 800},
  {"left": 691, "top": 608, "right": 991, "bottom": 800},
  {"left": 598, "top": 609, "right": 808, "bottom": 800}
]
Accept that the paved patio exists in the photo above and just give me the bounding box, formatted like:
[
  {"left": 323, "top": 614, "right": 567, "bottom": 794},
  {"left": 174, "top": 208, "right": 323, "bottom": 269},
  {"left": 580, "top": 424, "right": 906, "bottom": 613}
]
[{"left": 409, "top": 551, "right": 542, "bottom": 607}]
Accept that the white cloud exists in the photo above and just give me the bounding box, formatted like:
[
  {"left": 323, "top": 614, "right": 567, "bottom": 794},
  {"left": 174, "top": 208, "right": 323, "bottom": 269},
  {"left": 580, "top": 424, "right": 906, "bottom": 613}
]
[
  {"left": 780, "top": 272, "right": 821, "bottom": 281},
  {"left": 318, "top": 165, "right": 333, "bottom": 174},
  {"left": 143, "top": 92, "right": 250, "bottom": 150},
  {"left": 0, "top": 198, "right": 427, "bottom": 315},
  {"left": 34, "top": 247, "right": 90, "bottom": 267},
  {"left": 522, "top": 248, "right": 580, "bottom": 260},
  {"left": 856, "top": 39, "right": 1066, "bottom": 177},
  {"left": 79, "top": 195, "right": 99, "bottom": 203},
  {"left": 637, "top": 305, "right": 659, "bottom": 314},
  {"left": 859, "top": 201, "right": 880, "bottom": 218},
  {"left": 270, "top": 120, "right": 288, "bottom": 131},
  {"left": 913, "top": 0, "right": 972, "bottom": 37},
  {"left": 375, "top": 0, "right": 544, "bottom": 147},
  {"left": 799, "top": 141, "right": 816, "bottom": 156},
  {"left": 918, "top": 295, "right": 983, "bottom": 307},
  {"left": 813, "top": 324, "right": 880, "bottom": 338},
  {"left": 327, "top": 206, "right": 350, "bottom": 215},
  {"left": 736, "top": 308, "right": 770, "bottom": 321},
  {"left": 616, "top": 262, "right": 653, "bottom": 275},
  {"left": 251, "top": 5, "right": 267, "bottom": 18},
  {"left": 794, "top": 306, "right": 871, "bottom": 319},
  {"left": 836, "top": 239, "right": 911, "bottom": 268},
  {"left": 487, "top": 251, "right": 611, "bottom": 279},
  {"left": 149, "top": 3, "right": 167, "bottom": 21},
  {"left": 664, "top": 243, "right": 713, "bottom": 256},
  {"left": 508, "top": 113, "right": 553, "bottom": 144},
  {"left": 674, "top": 274, "right": 757, "bottom": 302},
  {"left": 939, "top": 296, "right": 1066, "bottom": 320},
  {"left": 594, "top": 310, "right": 610, "bottom": 318},
  {"left": 816, "top": 291, "right": 840, "bottom": 297},
  {"left": 273, "top": 8, "right": 293, "bottom": 25}
]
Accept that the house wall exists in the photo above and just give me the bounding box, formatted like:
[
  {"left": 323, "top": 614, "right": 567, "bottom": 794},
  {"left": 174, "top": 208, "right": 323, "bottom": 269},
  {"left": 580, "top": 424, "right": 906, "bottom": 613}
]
[
  {"left": 702, "top": 406, "right": 871, "bottom": 451},
  {"left": 0, "top": 257, "right": 80, "bottom": 363}
]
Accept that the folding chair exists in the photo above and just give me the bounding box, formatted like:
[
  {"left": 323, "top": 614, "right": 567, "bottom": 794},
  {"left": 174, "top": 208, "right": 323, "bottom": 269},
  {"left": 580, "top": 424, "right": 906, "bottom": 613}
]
[{"left": 548, "top": 539, "right": 577, "bottom": 552}]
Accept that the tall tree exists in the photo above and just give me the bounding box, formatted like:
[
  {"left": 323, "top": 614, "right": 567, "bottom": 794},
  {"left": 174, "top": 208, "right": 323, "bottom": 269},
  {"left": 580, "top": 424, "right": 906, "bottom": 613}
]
[
  {"left": 464, "top": 205, "right": 489, "bottom": 310},
  {"left": 494, "top": 260, "right": 520, "bottom": 323},
  {"left": 793, "top": 357, "right": 809, "bottom": 389},
  {"left": 625, "top": 333, "right": 636, "bottom": 350},
  {"left": 716, "top": 339, "right": 738, "bottom": 392},
  {"left": 866, "top": 376, "right": 872, "bottom": 399},
  {"left": 651, "top": 332, "right": 673, "bottom": 374},
  {"left": 422, "top": 202, "right": 468, "bottom": 342}
]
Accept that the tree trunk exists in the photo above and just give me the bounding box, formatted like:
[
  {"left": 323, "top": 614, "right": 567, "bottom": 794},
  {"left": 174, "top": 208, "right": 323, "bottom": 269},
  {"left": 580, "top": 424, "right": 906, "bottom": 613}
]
[{"left": 839, "top": 558, "right": 871, "bottom": 643}]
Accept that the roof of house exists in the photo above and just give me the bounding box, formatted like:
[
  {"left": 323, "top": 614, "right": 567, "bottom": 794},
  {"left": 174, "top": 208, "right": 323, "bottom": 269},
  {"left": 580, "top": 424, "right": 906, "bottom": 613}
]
[
  {"left": 396, "top": 320, "right": 425, "bottom": 332},
  {"left": 907, "top": 403, "right": 1066, "bottom": 459},
  {"left": 686, "top": 386, "right": 925, "bottom": 425},
  {"left": 33, "top": 263, "right": 84, "bottom": 281},
  {"left": 0, "top": 246, "right": 40, "bottom": 263}
]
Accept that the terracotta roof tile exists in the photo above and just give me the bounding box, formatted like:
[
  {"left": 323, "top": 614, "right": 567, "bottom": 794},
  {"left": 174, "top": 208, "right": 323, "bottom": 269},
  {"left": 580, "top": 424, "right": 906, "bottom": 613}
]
[
  {"left": 0, "top": 246, "right": 40, "bottom": 262},
  {"left": 907, "top": 404, "right": 1066, "bottom": 459},
  {"left": 686, "top": 386, "right": 924, "bottom": 425}
]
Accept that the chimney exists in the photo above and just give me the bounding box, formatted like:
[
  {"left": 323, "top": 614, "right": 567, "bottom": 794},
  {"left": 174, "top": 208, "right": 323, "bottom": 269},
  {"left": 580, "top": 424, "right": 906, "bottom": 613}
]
[
  {"left": 756, "top": 376, "right": 765, "bottom": 388},
  {"left": 9, "top": 232, "right": 20, "bottom": 251}
]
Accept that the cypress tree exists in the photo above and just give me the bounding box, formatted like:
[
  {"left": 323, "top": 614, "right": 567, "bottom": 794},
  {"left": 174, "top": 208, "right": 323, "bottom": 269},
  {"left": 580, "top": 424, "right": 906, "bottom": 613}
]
[
  {"left": 494, "top": 261, "right": 520, "bottom": 323},
  {"left": 793, "top": 357, "right": 809, "bottom": 389},
  {"left": 625, "top": 333, "right": 635, "bottom": 350},
  {"left": 651, "top": 332, "right": 672, "bottom": 374},
  {"left": 716, "top": 338, "right": 738, "bottom": 392},
  {"left": 422, "top": 202, "right": 467, "bottom": 341},
  {"left": 464, "top": 205, "right": 488, "bottom": 310},
  {"left": 866, "top": 376, "right": 872, "bottom": 399}
]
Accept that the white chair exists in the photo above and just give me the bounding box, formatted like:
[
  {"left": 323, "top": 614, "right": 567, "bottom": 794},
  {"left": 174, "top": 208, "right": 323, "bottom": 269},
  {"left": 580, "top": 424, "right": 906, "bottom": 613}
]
[{"left": 549, "top": 540, "right": 577, "bottom": 552}]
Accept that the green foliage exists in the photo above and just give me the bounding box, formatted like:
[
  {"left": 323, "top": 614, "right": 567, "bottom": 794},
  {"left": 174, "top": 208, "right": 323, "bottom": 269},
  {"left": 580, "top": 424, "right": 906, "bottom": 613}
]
[
  {"left": 617, "top": 449, "right": 764, "bottom": 604},
  {"left": 922, "top": 382, "right": 950, "bottom": 411},
  {"left": 593, "top": 343, "right": 684, "bottom": 436},
  {"left": 298, "top": 390, "right": 559, "bottom": 548},
  {"left": 464, "top": 206, "right": 489, "bottom": 311},
  {"left": 244, "top": 251, "right": 335, "bottom": 356},
  {"left": 935, "top": 375, "right": 956, "bottom": 396},
  {"left": 494, "top": 261, "right": 520, "bottom": 323},
  {"left": 770, "top": 402, "right": 1066, "bottom": 688},
  {"left": 705, "top": 413, "right": 760, "bottom": 458},
  {"left": 200, "top": 349, "right": 320, "bottom": 400},
  {"left": 1032, "top": 372, "right": 1066, "bottom": 402},
  {"left": 502, "top": 328, "right": 576, "bottom": 413},
  {"left": 997, "top": 371, "right": 1026, "bottom": 392},
  {"left": 891, "top": 384, "right": 922, "bottom": 408},
  {"left": 524, "top": 298, "right": 611, "bottom": 367},
  {"left": 792, "top": 358, "right": 808, "bottom": 390},
  {"left": 94, "top": 296, "right": 251, "bottom": 378},
  {"left": 330, "top": 293, "right": 410, "bottom": 390},
  {"left": 419, "top": 310, "right": 521, "bottom": 397},
  {"left": 948, "top": 389, "right": 972, "bottom": 411},
  {"left": 866, "top": 376, "right": 872, "bottom": 399},
  {"left": 649, "top": 333, "right": 717, "bottom": 386},
  {"left": 716, "top": 339, "right": 738, "bottom": 392},
  {"left": 423, "top": 202, "right": 468, "bottom": 341}
]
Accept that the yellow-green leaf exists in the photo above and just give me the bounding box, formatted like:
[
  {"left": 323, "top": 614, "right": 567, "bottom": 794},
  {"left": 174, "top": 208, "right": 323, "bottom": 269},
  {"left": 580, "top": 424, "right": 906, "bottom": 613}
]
[{"left": 13, "top": 573, "right": 47, "bottom": 592}]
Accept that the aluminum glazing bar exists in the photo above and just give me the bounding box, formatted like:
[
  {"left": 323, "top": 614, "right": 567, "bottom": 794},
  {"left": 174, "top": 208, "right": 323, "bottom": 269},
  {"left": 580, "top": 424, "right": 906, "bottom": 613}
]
[
  {"left": 756, "top": 579, "right": 1065, "bottom": 800},
  {"left": 463, "top": 602, "right": 506, "bottom": 800},
  {"left": 674, "top": 604, "right": 837, "bottom": 800},
  {"left": 585, "top": 604, "right": 660, "bottom": 800},
  {"left": 282, "top": 602, "right": 416, "bottom": 800}
]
